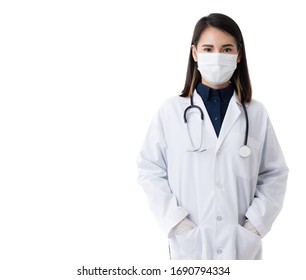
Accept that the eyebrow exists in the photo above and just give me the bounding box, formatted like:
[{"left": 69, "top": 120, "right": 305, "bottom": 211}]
[{"left": 201, "top": 44, "right": 234, "bottom": 48}]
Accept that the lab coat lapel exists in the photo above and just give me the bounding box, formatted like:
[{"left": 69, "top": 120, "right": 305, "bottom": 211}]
[{"left": 216, "top": 93, "right": 241, "bottom": 151}]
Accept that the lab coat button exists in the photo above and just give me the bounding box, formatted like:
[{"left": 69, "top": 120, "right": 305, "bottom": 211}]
[
  {"left": 217, "top": 149, "right": 221, "bottom": 155},
  {"left": 216, "top": 183, "right": 222, "bottom": 189},
  {"left": 217, "top": 249, "right": 223, "bottom": 254},
  {"left": 217, "top": 216, "right": 222, "bottom": 221}
]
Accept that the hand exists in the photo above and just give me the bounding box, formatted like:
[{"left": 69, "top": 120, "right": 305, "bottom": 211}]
[
  {"left": 172, "top": 217, "right": 196, "bottom": 235},
  {"left": 243, "top": 219, "right": 260, "bottom": 236}
]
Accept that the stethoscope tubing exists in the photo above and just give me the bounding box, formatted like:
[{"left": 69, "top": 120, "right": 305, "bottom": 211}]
[
  {"left": 184, "top": 91, "right": 250, "bottom": 154},
  {"left": 241, "top": 101, "right": 249, "bottom": 146},
  {"left": 183, "top": 92, "right": 203, "bottom": 123}
]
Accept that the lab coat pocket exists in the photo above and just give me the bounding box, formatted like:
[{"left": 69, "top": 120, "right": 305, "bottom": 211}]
[
  {"left": 236, "top": 225, "right": 262, "bottom": 260},
  {"left": 169, "top": 226, "right": 202, "bottom": 260}
]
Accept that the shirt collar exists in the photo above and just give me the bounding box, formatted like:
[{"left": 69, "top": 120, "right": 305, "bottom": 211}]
[{"left": 196, "top": 83, "right": 234, "bottom": 102}]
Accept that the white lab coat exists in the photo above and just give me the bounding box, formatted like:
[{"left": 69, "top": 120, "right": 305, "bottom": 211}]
[{"left": 137, "top": 90, "right": 288, "bottom": 260}]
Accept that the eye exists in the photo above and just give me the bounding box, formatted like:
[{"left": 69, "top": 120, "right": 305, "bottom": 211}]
[
  {"left": 223, "top": 48, "right": 232, "bottom": 53},
  {"left": 203, "top": 48, "right": 212, "bottom": 52}
]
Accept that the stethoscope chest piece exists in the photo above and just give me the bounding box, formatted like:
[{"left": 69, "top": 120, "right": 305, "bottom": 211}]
[{"left": 239, "top": 145, "right": 251, "bottom": 158}]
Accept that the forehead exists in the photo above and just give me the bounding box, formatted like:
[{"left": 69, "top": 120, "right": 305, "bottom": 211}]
[{"left": 198, "top": 26, "right": 237, "bottom": 46}]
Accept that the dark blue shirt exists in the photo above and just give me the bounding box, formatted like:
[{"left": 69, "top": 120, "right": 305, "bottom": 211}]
[{"left": 196, "top": 83, "right": 234, "bottom": 137}]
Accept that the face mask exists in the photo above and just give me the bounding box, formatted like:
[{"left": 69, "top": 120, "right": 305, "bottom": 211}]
[{"left": 197, "top": 53, "right": 238, "bottom": 86}]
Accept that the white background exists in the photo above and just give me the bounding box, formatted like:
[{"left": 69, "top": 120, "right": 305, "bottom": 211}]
[{"left": 0, "top": 0, "right": 305, "bottom": 279}]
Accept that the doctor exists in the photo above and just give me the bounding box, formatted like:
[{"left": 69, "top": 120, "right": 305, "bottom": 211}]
[{"left": 137, "top": 13, "right": 288, "bottom": 260}]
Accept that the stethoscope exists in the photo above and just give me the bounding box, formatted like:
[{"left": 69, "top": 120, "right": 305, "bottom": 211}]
[{"left": 183, "top": 91, "right": 251, "bottom": 157}]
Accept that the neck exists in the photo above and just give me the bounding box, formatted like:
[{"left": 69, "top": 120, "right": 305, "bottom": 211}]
[{"left": 201, "top": 79, "right": 230, "bottom": 90}]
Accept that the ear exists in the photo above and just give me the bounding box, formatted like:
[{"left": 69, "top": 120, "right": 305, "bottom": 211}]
[
  {"left": 191, "top": 45, "right": 198, "bottom": 62},
  {"left": 237, "top": 51, "right": 242, "bottom": 63}
]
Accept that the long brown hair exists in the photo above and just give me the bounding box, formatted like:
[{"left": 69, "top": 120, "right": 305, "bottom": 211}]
[{"left": 181, "top": 13, "right": 252, "bottom": 103}]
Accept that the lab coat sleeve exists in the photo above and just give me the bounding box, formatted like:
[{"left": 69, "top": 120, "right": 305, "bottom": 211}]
[
  {"left": 137, "top": 109, "right": 188, "bottom": 237},
  {"left": 245, "top": 118, "right": 289, "bottom": 238}
]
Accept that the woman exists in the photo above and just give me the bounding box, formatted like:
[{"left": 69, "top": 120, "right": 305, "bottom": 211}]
[{"left": 136, "top": 13, "right": 288, "bottom": 260}]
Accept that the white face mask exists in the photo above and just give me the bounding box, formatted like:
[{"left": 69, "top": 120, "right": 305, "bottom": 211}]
[{"left": 197, "top": 53, "right": 238, "bottom": 86}]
